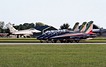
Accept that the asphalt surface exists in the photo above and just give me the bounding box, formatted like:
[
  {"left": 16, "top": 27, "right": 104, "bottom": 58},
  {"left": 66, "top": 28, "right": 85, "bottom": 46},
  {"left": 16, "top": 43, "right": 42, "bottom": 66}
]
[{"left": 0, "top": 43, "right": 106, "bottom": 45}]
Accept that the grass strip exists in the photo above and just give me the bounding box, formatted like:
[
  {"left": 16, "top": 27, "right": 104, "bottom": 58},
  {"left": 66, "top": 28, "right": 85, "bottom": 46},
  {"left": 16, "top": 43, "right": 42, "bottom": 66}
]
[{"left": 0, "top": 44, "right": 106, "bottom": 67}]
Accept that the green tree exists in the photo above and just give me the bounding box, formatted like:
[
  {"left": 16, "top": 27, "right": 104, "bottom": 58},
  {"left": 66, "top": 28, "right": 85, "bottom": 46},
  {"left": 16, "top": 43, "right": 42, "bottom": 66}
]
[
  {"left": 28, "top": 23, "right": 34, "bottom": 28},
  {"left": 0, "top": 21, "right": 4, "bottom": 28},
  {"left": 35, "top": 22, "right": 45, "bottom": 27},
  {"left": 60, "top": 23, "right": 70, "bottom": 29},
  {"left": 2, "top": 29, "right": 10, "bottom": 33},
  {"left": 0, "top": 21, "right": 4, "bottom": 33},
  {"left": 14, "top": 23, "right": 35, "bottom": 30}
]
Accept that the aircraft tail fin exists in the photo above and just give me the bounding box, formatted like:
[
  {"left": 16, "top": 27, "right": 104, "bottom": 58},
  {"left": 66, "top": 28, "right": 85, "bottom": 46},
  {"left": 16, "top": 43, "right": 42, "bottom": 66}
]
[
  {"left": 84, "top": 21, "right": 93, "bottom": 34},
  {"left": 79, "top": 22, "right": 87, "bottom": 32},
  {"left": 6, "top": 23, "right": 18, "bottom": 33},
  {"left": 72, "top": 22, "right": 79, "bottom": 32}
]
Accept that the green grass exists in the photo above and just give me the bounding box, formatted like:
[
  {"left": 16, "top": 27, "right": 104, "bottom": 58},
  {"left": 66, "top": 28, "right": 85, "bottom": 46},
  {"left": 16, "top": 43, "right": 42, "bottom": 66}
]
[
  {"left": 0, "top": 40, "right": 40, "bottom": 43},
  {"left": 92, "top": 37, "right": 106, "bottom": 40},
  {"left": 0, "top": 38, "right": 37, "bottom": 40},
  {"left": 0, "top": 44, "right": 106, "bottom": 67},
  {"left": 0, "top": 38, "right": 105, "bottom": 43},
  {"left": 0, "top": 38, "right": 106, "bottom": 43},
  {"left": 80, "top": 40, "right": 106, "bottom": 43}
]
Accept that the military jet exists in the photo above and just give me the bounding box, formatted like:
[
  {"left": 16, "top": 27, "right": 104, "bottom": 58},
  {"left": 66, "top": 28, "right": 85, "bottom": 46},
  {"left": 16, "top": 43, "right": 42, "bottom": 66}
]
[
  {"left": 50, "top": 21, "right": 96, "bottom": 43},
  {"left": 37, "top": 22, "right": 89, "bottom": 43},
  {"left": 6, "top": 23, "right": 41, "bottom": 38}
]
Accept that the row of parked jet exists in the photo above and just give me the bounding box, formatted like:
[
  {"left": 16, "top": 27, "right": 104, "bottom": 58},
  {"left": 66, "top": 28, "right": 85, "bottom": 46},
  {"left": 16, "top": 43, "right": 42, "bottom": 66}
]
[{"left": 37, "top": 21, "right": 96, "bottom": 43}]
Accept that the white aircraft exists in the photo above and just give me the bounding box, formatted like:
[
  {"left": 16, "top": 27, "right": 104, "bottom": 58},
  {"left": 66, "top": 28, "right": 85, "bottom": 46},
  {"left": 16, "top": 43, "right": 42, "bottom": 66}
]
[{"left": 6, "top": 23, "right": 41, "bottom": 38}]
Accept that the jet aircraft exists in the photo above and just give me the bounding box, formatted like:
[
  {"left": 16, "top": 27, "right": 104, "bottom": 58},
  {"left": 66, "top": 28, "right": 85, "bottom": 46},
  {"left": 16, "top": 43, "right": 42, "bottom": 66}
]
[
  {"left": 6, "top": 23, "right": 41, "bottom": 38},
  {"left": 50, "top": 21, "right": 96, "bottom": 43},
  {"left": 37, "top": 22, "right": 91, "bottom": 43}
]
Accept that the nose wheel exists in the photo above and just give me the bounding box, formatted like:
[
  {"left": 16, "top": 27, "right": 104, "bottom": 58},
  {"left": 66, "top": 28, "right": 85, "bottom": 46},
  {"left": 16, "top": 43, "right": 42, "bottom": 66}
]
[
  {"left": 70, "top": 40, "right": 73, "bottom": 43},
  {"left": 51, "top": 39, "right": 57, "bottom": 43}
]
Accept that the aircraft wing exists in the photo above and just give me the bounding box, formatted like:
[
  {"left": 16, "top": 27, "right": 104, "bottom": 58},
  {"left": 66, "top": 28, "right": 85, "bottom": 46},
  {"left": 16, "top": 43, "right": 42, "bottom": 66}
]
[
  {"left": 30, "top": 29, "right": 41, "bottom": 33},
  {"left": 12, "top": 31, "right": 33, "bottom": 35},
  {"left": 22, "top": 28, "right": 41, "bottom": 33}
]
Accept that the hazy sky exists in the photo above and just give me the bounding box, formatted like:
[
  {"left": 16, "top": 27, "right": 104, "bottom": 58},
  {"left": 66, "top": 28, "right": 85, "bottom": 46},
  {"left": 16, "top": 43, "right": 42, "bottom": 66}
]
[{"left": 0, "top": 0, "right": 106, "bottom": 28}]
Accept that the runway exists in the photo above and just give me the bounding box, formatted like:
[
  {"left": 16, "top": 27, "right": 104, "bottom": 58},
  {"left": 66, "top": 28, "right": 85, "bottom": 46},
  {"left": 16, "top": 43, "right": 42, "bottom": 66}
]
[{"left": 0, "top": 43, "right": 106, "bottom": 45}]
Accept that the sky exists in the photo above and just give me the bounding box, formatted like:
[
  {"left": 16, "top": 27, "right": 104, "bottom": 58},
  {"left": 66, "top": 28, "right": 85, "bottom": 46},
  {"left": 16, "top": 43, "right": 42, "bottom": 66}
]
[{"left": 0, "top": 0, "right": 106, "bottom": 29}]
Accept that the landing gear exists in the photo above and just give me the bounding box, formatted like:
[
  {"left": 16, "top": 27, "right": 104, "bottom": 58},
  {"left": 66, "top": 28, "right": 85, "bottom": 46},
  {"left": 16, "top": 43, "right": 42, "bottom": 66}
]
[
  {"left": 59, "top": 39, "right": 73, "bottom": 43},
  {"left": 53, "top": 40, "right": 57, "bottom": 43},
  {"left": 60, "top": 40, "right": 64, "bottom": 43},
  {"left": 50, "top": 39, "right": 57, "bottom": 43},
  {"left": 46, "top": 40, "right": 49, "bottom": 43},
  {"left": 70, "top": 40, "right": 73, "bottom": 43},
  {"left": 74, "top": 40, "right": 80, "bottom": 43},
  {"left": 60, "top": 39, "right": 66, "bottom": 43},
  {"left": 66, "top": 40, "right": 70, "bottom": 43},
  {"left": 74, "top": 38, "right": 80, "bottom": 43},
  {"left": 40, "top": 39, "right": 80, "bottom": 43}
]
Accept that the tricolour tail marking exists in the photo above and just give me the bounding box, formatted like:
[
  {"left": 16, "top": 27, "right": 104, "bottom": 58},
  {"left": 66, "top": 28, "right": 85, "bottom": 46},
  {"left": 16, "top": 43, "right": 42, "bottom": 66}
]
[
  {"left": 72, "top": 22, "right": 79, "bottom": 32},
  {"left": 84, "top": 21, "right": 93, "bottom": 34},
  {"left": 79, "top": 22, "right": 87, "bottom": 32}
]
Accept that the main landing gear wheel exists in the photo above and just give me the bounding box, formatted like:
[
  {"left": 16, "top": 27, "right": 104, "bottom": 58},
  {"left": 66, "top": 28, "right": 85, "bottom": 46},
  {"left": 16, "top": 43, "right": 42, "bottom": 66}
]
[
  {"left": 66, "top": 40, "right": 70, "bottom": 43},
  {"left": 51, "top": 39, "right": 57, "bottom": 43},
  {"left": 70, "top": 40, "right": 73, "bottom": 43},
  {"left": 46, "top": 40, "right": 49, "bottom": 43},
  {"left": 40, "top": 40, "right": 43, "bottom": 43},
  {"left": 60, "top": 40, "right": 63, "bottom": 43},
  {"left": 74, "top": 40, "right": 80, "bottom": 43},
  {"left": 45, "top": 39, "right": 52, "bottom": 43},
  {"left": 53, "top": 40, "right": 57, "bottom": 43},
  {"left": 60, "top": 40, "right": 66, "bottom": 43}
]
